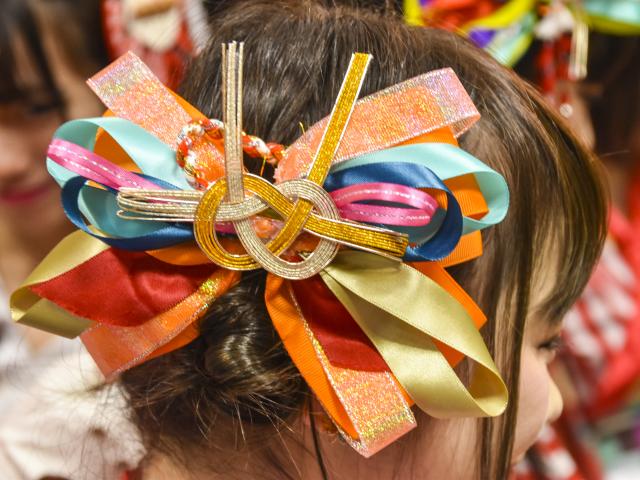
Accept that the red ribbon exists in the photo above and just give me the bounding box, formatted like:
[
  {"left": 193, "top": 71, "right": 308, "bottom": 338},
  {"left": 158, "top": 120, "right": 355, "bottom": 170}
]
[{"left": 31, "top": 248, "right": 215, "bottom": 326}]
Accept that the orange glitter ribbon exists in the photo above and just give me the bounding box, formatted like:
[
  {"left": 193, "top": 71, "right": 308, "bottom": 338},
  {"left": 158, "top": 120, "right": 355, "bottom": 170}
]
[
  {"left": 275, "top": 67, "right": 480, "bottom": 182},
  {"left": 83, "top": 267, "right": 240, "bottom": 377}
]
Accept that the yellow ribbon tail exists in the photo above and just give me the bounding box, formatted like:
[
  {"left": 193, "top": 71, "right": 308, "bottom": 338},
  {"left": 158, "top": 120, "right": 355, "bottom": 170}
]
[
  {"left": 10, "top": 231, "right": 107, "bottom": 337},
  {"left": 320, "top": 251, "right": 508, "bottom": 418}
]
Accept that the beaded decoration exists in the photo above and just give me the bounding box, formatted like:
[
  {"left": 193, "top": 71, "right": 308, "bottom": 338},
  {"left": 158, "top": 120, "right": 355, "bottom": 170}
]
[{"left": 176, "top": 118, "right": 285, "bottom": 189}]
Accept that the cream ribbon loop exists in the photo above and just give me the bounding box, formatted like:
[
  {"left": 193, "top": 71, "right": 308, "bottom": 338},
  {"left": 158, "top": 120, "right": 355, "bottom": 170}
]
[{"left": 321, "top": 251, "right": 509, "bottom": 418}]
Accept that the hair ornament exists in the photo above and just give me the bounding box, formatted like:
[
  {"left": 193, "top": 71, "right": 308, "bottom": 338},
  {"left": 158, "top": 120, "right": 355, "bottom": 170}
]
[
  {"left": 12, "top": 44, "right": 510, "bottom": 456},
  {"left": 102, "top": 0, "right": 211, "bottom": 89}
]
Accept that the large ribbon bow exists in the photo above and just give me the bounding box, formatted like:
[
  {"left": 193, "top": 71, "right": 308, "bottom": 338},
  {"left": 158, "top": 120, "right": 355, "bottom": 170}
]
[{"left": 11, "top": 45, "right": 510, "bottom": 456}]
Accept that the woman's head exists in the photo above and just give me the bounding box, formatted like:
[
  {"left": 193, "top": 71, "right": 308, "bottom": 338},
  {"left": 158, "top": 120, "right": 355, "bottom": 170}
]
[
  {"left": 119, "top": 2, "right": 607, "bottom": 478},
  {"left": 0, "top": 0, "right": 106, "bottom": 239}
]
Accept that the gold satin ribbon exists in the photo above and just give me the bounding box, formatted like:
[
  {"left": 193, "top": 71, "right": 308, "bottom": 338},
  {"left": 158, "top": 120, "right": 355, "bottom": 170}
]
[
  {"left": 321, "top": 251, "right": 508, "bottom": 418},
  {"left": 10, "top": 231, "right": 107, "bottom": 337}
]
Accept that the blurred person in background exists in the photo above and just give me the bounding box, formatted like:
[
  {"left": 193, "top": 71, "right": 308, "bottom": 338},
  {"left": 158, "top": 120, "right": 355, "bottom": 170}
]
[
  {"left": 0, "top": 0, "right": 210, "bottom": 331},
  {"left": 0, "top": 1, "right": 213, "bottom": 477},
  {"left": 0, "top": 0, "right": 106, "bottom": 352},
  {"left": 0, "top": 0, "right": 209, "bottom": 477},
  {"left": 553, "top": 32, "right": 640, "bottom": 480},
  {"left": 506, "top": 13, "right": 640, "bottom": 480},
  {"left": 102, "top": 0, "right": 210, "bottom": 87}
]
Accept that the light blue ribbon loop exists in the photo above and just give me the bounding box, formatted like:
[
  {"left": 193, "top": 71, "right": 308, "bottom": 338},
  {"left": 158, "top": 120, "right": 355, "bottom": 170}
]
[
  {"left": 48, "top": 117, "right": 190, "bottom": 190},
  {"left": 329, "top": 143, "right": 510, "bottom": 235},
  {"left": 62, "top": 176, "right": 193, "bottom": 250},
  {"left": 47, "top": 117, "right": 509, "bottom": 257},
  {"left": 48, "top": 117, "right": 194, "bottom": 243}
]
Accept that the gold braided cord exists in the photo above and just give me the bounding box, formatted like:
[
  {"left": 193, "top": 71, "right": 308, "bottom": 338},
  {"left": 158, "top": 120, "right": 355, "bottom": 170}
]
[
  {"left": 120, "top": 181, "right": 408, "bottom": 258},
  {"left": 190, "top": 50, "right": 385, "bottom": 277},
  {"left": 112, "top": 47, "right": 403, "bottom": 278},
  {"left": 264, "top": 53, "right": 371, "bottom": 255},
  {"left": 194, "top": 177, "right": 340, "bottom": 277}
]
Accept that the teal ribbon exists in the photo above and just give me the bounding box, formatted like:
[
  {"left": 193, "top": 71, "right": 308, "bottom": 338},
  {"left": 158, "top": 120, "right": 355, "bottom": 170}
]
[
  {"left": 48, "top": 120, "right": 509, "bottom": 255},
  {"left": 48, "top": 117, "right": 191, "bottom": 238},
  {"left": 584, "top": 0, "right": 640, "bottom": 34},
  {"left": 329, "top": 143, "right": 510, "bottom": 235}
]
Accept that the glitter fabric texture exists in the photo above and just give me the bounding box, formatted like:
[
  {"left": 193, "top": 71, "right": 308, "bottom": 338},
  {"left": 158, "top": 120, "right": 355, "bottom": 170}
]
[
  {"left": 192, "top": 52, "right": 400, "bottom": 280},
  {"left": 81, "top": 269, "right": 239, "bottom": 379},
  {"left": 88, "top": 52, "right": 226, "bottom": 181},
  {"left": 242, "top": 54, "right": 372, "bottom": 263},
  {"left": 275, "top": 68, "right": 480, "bottom": 183},
  {"left": 286, "top": 283, "right": 416, "bottom": 457}
]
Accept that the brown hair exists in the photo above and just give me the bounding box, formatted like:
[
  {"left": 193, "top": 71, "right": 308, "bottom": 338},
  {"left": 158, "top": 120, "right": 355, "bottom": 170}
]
[
  {"left": 119, "top": 2, "right": 607, "bottom": 479},
  {"left": 0, "top": 0, "right": 107, "bottom": 108}
]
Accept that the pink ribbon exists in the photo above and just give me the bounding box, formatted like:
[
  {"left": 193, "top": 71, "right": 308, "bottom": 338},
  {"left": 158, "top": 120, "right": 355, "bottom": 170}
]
[
  {"left": 330, "top": 182, "right": 438, "bottom": 227},
  {"left": 48, "top": 139, "right": 159, "bottom": 191},
  {"left": 50, "top": 139, "right": 438, "bottom": 234}
]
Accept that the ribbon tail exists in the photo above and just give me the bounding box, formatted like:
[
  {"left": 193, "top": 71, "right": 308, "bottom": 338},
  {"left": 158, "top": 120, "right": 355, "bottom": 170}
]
[
  {"left": 82, "top": 267, "right": 240, "bottom": 379},
  {"left": 11, "top": 299, "right": 92, "bottom": 339},
  {"left": 265, "top": 273, "right": 416, "bottom": 457},
  {"left": 10, "top": 231, "right": 109, "bottom": 337},
  {"left": 320, "top": 251, "right": 508, "bottom": 418}
]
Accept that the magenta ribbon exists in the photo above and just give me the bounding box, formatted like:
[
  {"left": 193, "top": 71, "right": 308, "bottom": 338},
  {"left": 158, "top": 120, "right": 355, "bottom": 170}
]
[
  {"left": 48, "top": 139, "right": 159, "bottom": 191},
  {"left": 330, "top": 182, "right": 438, "bottom": 227}
]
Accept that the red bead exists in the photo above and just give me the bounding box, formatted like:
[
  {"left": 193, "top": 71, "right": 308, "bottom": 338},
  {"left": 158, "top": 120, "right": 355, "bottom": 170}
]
[
  {"left": 195, "top": 176, "right": 209, "bottom": 189},
  {"left": 178, "top": 140, "right": 189, "bottom": 157},
  {"left": 268, "top": 143, "right": 285, "bottom": 161},
  {"left": 208, "top": 127, "right": 222, "bottom": 140},
  {"left": 245, "top": 146, "right": 258, "bottom": 157}
]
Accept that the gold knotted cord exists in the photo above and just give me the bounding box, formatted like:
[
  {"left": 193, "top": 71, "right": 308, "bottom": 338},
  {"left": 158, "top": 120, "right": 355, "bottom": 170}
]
[{"left": 188, "top": 45, "right": 406, "bottom": 279}]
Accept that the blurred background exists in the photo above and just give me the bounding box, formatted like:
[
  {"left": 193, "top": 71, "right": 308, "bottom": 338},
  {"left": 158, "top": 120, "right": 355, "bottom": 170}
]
[
  {"left": 0, "top": 1, "right": 638, "bottom": 479},
  {"left": 404, "top": 2, "right": 640, "bottom": 479}
]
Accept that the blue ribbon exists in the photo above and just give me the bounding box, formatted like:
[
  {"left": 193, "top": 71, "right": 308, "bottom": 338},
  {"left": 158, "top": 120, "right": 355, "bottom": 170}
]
[
  {"left": 49, "top": 115, "right": 509, "bottom": 260},
  {"left": 329, "top": 144, "right": 509, "bottom": 235},
  {"left": 325, "top": 162, "right": 462, "bottom": 262},
  {"left": 325, "top": 143, "right": 509, "bottom": 262},
  {"left": 61, "top": 174, "right": 194, "bottom": 250},
  {"left": 49, "top": 117, "right": 197, "bottom": 247}
]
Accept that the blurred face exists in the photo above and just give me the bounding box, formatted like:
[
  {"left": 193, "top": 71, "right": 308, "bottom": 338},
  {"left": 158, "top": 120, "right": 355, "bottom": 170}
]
[
  {"left": 0, "top": 24, "right": 102, "bottom": 239},
  {"left": 555, "top": 80, "right": 596, "bottom": 150}
]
